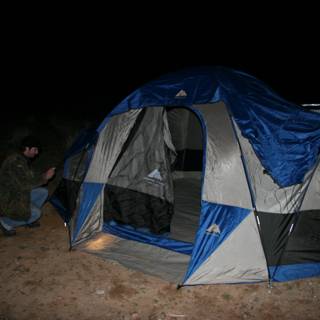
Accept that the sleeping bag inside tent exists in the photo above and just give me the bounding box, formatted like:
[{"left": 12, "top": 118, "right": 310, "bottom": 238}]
[{"left": 51, "top": 66, "right": 320, "bottom": 286}]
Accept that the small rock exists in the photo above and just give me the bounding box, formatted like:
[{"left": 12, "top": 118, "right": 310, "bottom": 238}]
[
  {"left": 95, "top": 289, "right": 105, "bottom": 295},
  {"left": 131, "top": 312, "right": 140, "bottom": 320}
]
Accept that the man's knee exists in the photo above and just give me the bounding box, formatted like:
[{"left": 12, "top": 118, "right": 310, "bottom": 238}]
[
  {"left": 31, "top": 187, "right": 49, "bottom": 208},
  {"left": 32, "top": 187, "right": 48, "bottom": 196}
]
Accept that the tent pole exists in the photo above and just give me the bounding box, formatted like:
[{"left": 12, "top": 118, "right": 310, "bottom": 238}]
[{"left": 68, "top": 142, "right": 93, "bottom": 248}]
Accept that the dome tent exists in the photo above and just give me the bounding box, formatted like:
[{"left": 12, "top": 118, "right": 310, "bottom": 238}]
[{"left": 52, "top": 66, "right": 320, "bottom": 285}]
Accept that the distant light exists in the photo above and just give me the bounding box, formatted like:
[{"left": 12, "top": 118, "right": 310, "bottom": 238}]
[{"left": 301, "top": 104, "right": 320, "bottom": 113}]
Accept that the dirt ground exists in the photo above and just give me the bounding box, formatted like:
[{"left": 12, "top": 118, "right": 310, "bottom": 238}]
[{"left": 0, "top": 203, "right": 319, "bottom": 320}]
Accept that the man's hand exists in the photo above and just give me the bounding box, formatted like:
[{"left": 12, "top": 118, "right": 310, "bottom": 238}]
[{"left": 43, "top": 167, "right": 56, "bottom": 181}]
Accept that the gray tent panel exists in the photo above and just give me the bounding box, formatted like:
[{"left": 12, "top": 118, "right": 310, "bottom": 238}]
[
  {"left": 170, "top": 177, "right": 201, "bottom": 243},
  {"left": 185, "top": 211, "right": 268, "bottom": 285},
  {"left": 108, "top": 107, "right": 175, "bottom": 203},
  {"left": 195, "top": 102, "right": 252, "bottom": 209},
  {"left": 79, "top": 235, "right": 190, "bottom": 283},
  {"left": 72, "top": 187, "right": 104, "bottom": 245},
  {"left": 167, "top": 108, "right": 202, "bottom": 151},
  {"left": 301, "top": 162, "right": 320, "bottom": 211},
  {"left": 85, "top": 109, "right": 142, "bottom": 183},
  {"left": 64, "top": 151, "right": 90, "bottom": 181},
  {"left": 235, "top": 124, "right": 316, "bottom": 214}
]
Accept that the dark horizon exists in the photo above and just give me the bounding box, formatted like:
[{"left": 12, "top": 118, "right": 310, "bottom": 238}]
[
  {"left": 3, "top": 15, "right": 319, "bottom": 122},
  {"left": 4, "top": 58, "right": 320, "bottom": 123}
]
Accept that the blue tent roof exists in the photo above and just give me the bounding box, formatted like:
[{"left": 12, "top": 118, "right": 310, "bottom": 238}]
[{"left": 99, "top": 66, "right": 320, "bottom": 188}]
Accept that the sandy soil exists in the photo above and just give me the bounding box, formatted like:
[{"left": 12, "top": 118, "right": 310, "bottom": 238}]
[{"left": 0, "top": 204, "right": 319, "bottom": 320}]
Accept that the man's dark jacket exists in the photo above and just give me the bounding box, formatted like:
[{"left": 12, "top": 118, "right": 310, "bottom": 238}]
[{"left": 0, "top": 153, "right": 44, "bottom": 220}]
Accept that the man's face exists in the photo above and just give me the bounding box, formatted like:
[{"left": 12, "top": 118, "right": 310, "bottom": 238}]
[{"left": 23, "top": 147, "right": 39, "bottom": 158}]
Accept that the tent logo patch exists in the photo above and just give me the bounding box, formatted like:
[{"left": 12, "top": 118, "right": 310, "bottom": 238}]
[
  {"left": 144, "top": 169, "right": 164, "bottom": 185},
  {"left": 206, "top": 224, "right": 221, "bottom": 235},
  {"left": 175, "top": 89, "right": 187, "bottom": 98}
]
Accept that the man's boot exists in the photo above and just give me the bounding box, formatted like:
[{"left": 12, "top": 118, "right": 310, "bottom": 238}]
[
  {"left": 0, "top": 222, "right": 16, "bottom": 237},
  {"left": 26, "top": 221, "right": 40, "bottom": 228}
]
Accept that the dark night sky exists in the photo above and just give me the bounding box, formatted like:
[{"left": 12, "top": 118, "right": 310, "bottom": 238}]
[
  {"left": 14, "top": 57, "right": 319, "bottom": 118},
  {"left": 34, "top": 58, "right": 320, "bottom": 124},
  {"left": 3, "top": 21, "right": 320, "bottom": 125}
]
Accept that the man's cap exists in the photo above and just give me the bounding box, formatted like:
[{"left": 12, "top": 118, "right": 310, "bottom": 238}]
[{"left": 20, "top": 135, "right": 42, "bottom": 149}]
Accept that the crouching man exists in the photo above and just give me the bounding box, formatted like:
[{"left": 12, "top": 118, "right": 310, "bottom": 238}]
[{"left": 0, "top": 136, "right": 56, "bottom": 236}]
